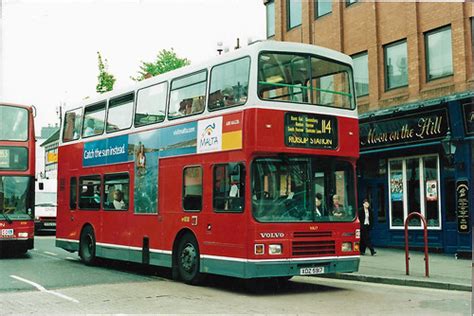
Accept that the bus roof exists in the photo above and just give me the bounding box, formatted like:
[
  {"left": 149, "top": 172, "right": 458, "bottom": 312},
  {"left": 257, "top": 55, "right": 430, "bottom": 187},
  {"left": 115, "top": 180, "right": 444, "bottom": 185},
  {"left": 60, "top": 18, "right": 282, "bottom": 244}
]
[
  {"left": 63, "top": 41, "right": 353, "bottom": 112},
  {"left": 0, "top": 103, "right": 34, "bottom": 110}
]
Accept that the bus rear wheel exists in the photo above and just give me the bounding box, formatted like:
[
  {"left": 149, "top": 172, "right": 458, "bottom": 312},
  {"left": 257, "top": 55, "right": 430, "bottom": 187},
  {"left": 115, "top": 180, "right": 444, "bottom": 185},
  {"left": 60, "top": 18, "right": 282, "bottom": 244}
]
[
  {"left": 79, "top": 225, "right": 96, "bottom": 265},
  {"left": 176, "top": 234, "right": 202, "bottom": 285}
]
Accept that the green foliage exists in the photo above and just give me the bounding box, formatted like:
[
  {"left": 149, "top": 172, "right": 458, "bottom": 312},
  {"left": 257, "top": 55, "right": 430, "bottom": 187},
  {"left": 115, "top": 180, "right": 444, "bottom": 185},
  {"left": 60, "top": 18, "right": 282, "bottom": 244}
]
[
  {"left": 132, "top": 48, "right": 190, "bottom": 81},
  {"left": 96, "top": 51, "right": 116, "bottom": 94}
]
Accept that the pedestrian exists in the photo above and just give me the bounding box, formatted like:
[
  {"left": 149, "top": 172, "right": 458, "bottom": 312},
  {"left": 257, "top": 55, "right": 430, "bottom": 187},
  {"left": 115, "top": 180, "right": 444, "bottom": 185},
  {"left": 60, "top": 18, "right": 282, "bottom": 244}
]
[{"left": 358, "top": 198, "right": 376, "bottom": 256}]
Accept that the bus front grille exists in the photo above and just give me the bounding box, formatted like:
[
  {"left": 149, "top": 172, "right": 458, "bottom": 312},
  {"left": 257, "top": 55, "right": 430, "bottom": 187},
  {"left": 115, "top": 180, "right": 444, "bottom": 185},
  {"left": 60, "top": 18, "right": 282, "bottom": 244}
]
[
  {"left": 292, "top": 240, "right": 336, "bottom": 256},
  {"left": 293, "top": 231, "right": 332, "bottom": 238}
]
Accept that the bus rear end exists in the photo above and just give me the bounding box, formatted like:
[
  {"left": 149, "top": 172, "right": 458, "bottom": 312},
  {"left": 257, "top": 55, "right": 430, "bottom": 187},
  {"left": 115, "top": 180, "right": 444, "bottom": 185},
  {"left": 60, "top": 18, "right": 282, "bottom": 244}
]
[{"left": 0, "top": 104, "right": 36, "bottom": 254}]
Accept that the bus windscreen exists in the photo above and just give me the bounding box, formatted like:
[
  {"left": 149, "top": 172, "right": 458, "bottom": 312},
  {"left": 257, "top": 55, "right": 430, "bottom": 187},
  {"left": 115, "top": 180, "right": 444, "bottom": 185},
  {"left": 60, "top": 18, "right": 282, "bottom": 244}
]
[
  {"left": 252, "top": 157, "right": 356, "bottom": 223},
  {"left": 0, "top": 106, "right": 28, "bottom": 141}
]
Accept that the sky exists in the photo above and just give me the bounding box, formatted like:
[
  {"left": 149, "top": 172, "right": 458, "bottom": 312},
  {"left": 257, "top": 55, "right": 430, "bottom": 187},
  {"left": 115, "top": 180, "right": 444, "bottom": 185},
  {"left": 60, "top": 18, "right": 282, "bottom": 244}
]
[{"left": 0, "top": 0, "right": 266, "bottom": 135}]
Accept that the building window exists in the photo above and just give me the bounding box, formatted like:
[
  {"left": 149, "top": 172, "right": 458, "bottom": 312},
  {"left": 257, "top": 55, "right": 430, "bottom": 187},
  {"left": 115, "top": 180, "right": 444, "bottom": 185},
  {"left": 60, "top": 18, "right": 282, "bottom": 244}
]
[
  {"left": 103, "top": 173, "right": 129, "bottom": 211},
  {"left": 471, "top": 18, "right": 474, "bottom": 72},
  {"left": 266, "top": 0, "right": 275, "bottom": 38},
  {"left": 384, "top": 40, "right": 408, "bottom": 90},
  {"left": 287, "top": 0, "right": 302, "bottom": 30},
  {"left": 315, "top": 0, "right": 332, "bottom": 18},
  {"left": 209, "top": 57, "right": 250, "bottom": 111},
  {"left": 352, "top": 51, "right": 369, "bottom": 97},
  {"left": 346, "top": 0, "right": 357, "bottom": 6},
  {"left": 183, "top": 166, "right": 203, "bottom": 211},
  {"left": 107, "top": 93, "right": 134, "bottom": 133},
  {"left": 213, "top": 163, "right": 245, "bottom": 212},
  {"left": 388, "top": 155, "right": 441, "bottom": 229},
  {"left": 425, "top": 26, "right": 453, "bottom": 81}
]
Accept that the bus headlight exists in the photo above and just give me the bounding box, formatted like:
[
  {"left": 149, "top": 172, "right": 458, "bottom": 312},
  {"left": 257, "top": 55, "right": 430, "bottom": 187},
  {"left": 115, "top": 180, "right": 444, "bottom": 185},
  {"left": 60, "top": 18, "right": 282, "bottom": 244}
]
[
  {"left": 254, "top": 244, "right": 264, "bottom": 255},
  {"left": 355, "top": 229, "right": 360, "bottom": 239},
  {"left": 341, "top": 242, "right": 352, "bottom": 252},
  {"left": 268, "top": 244, "right": 282, "bottom": 255}
]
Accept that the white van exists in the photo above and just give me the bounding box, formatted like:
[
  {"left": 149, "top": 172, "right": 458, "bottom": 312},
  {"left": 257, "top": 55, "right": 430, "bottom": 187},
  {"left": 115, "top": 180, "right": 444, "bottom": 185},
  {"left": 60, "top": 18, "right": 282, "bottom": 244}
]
[{"left": 35, "top": 180, "right": 57, "bottom": 233}]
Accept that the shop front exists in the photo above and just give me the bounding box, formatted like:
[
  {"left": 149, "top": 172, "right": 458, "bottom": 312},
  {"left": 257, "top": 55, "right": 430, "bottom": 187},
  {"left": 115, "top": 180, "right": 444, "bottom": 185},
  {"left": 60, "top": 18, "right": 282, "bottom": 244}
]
[{"left": 358, "top": 93, "right": 473, "bottom": 255}]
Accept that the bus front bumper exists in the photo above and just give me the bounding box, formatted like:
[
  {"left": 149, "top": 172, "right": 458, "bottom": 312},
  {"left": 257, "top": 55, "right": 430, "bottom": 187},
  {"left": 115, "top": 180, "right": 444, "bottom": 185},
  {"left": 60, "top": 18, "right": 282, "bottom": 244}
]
[{"left": 201, "top": 255, "right": 360, "bottom": 279}]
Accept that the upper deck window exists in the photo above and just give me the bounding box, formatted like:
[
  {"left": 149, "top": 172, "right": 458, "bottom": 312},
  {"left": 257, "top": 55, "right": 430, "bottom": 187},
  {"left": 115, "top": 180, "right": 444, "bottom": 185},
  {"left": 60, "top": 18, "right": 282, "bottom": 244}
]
[
  {"left": 107, "top": 93, "right": 134, "bottom": 133},
  {"left": 63, "top": 108, "right": 82, "bottom": 142},
  {"left": 0, "top": 106, "right": 28, "bottom": 141},
  {"left": 209, "top": 57, "right": 250, "bottom": 111},
  {"left": 258, "top": 52, "right": 354, "bottom": 110},
  {"left": 135, "top": 82, "right": 167, "bottom": 127},
  {"left": 82, "top": 101, "right": 106, "bottom": 138},
  {"left": 168, "top": 70, "right": 207, "bottom": 120}
]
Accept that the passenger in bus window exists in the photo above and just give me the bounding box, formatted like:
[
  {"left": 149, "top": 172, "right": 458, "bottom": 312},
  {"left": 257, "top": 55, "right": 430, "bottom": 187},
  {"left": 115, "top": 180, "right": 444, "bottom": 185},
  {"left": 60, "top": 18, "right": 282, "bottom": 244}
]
[
  {"left": 314, "top": 192, "right": 323, "bottom": 217},
  {"left": 113, "top": 189, "right": 126, "bottom": 210},
  {"left": 179, "top": 99, "right": 193, "bottom": 116},
  {"left": 222, "top": 88, "right": 236, "bottom": 107},
  {"left": 191, "top": 96, "right": 204, "bottom": 113},
  {"left": 331, "top": 194, "right": 344, "bottom": 217},
  {"left": 84, "top": 119, "right": 95, "bottom": 136}
]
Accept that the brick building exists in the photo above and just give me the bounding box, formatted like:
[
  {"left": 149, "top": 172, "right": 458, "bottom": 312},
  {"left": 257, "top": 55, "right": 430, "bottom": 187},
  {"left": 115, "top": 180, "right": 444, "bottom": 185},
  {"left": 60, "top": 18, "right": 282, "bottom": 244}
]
[{"left": 265, "top": 0, "right": 473, "bottom": 254}]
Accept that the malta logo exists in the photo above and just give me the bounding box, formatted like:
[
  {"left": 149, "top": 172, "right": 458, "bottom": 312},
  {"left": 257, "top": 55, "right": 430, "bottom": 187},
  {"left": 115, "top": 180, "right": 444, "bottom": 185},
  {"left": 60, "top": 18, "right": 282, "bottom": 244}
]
[
  {"left": 202, "top": 123, "right": 216, "bottom": 138},
  {"left": 197, "top": 117, "right": 222, "bottom": 153}
]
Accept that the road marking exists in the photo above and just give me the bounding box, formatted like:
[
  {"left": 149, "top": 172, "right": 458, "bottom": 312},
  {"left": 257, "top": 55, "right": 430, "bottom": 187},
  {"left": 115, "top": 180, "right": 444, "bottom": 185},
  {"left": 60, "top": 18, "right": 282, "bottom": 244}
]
[
  {"left": 44, "top": 251, "right": 57, "bottom": 256},
  {"left": 66, "top": 256, "right": 79, "bottom": 261},
  {"left": 10, "top": 275, "right": 79, "bottom": 303}
]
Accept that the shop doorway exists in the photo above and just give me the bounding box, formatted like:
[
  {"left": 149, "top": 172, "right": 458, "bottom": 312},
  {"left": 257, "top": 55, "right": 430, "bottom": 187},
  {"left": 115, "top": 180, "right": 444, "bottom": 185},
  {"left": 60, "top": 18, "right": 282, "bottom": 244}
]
[{"left": 360, "top": 178, "right": 390, "bottom": 246}]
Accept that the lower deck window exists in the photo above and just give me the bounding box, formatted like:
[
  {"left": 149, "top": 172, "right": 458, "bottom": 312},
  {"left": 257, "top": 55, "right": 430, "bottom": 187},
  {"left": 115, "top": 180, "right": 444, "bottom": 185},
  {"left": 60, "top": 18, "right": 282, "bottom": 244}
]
[
  {"left": 213, "top": 163, "right": 245, "bottom": 212},
  {"left": 183, "top": 166, "right": 202, "bottom": 211},
  {"left": 79, "top": 176, "right": 101, "bottom": 210},
  {"left": 103, "top": 174, "right": 129, "bottom": 211}
]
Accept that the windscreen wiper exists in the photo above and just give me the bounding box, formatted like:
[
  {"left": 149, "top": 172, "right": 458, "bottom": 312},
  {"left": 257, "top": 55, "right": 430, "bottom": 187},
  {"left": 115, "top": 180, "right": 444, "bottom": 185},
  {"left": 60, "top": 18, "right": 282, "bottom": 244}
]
[{"left": 1, "top": 208, "right": 13, "bottom": 224}]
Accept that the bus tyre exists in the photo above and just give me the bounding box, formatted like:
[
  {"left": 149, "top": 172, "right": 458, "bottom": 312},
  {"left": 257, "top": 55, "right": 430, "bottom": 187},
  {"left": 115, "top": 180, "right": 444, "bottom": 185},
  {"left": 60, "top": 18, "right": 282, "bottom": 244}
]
[
  {"left": 79, "top": 226, "right": 96, "bottom": 265},
  {"left": 177, "top": 234, "right": 202, "bottom": 285}
]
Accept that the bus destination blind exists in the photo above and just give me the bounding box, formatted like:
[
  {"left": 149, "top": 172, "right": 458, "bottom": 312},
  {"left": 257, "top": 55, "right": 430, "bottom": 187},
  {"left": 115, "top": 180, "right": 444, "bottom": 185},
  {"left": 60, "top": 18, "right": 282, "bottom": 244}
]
[{"left": 284, "top": 112, "right": 338, "bottom": 149}]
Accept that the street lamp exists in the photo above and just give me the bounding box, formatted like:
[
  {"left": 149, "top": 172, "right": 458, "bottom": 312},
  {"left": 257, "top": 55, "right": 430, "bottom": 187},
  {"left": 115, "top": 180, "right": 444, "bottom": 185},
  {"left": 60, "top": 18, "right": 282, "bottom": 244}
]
[{"left": 441, "top": 131, "right": 457, "bottom": 165}]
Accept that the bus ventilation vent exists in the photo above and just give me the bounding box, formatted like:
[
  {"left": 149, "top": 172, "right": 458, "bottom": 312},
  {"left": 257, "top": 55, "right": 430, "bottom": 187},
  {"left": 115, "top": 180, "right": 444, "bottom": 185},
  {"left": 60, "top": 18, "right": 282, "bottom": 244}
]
[
  {"left": 292, "top": 240, "right": 336, "bottom": 256},
  {"left": 293, "top": 231, "right": 332, "bottom": 238}
]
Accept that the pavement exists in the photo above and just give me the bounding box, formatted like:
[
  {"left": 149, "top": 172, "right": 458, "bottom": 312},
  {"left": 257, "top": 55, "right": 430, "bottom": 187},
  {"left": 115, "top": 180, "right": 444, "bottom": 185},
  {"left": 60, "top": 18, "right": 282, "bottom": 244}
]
[{"left": 322, "top": 248, "right": 472, "bottom": 292}]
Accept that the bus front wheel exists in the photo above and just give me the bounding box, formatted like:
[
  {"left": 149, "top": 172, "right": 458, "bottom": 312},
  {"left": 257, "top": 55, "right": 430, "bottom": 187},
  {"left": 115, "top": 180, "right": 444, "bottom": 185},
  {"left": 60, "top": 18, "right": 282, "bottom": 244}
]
[
  {"left": 79, "top": 225, "right": 96, "bottom": 265},
  {"left": 176, "top": 234, "right": 203, "bottom": 285}
]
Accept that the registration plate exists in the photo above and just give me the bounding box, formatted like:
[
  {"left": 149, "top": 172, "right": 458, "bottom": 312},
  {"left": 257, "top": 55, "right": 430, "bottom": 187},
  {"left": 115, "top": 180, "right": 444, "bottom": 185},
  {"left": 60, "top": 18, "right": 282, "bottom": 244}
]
[
  {"left": 300, "top": 267, "right": 325, "bottom": 275},
  {"left": 44, "top": 222, "right": 56, "bottom": 227},
  {"left": 1, "top": 229, "right": 14, "bottom": 237}
]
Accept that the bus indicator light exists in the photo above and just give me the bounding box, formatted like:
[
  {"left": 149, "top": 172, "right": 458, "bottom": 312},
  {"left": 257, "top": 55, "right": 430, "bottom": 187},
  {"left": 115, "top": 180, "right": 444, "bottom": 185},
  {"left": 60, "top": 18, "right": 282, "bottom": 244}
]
[{"left": 254, "top": 244, "right": 264, "bottom": 255}]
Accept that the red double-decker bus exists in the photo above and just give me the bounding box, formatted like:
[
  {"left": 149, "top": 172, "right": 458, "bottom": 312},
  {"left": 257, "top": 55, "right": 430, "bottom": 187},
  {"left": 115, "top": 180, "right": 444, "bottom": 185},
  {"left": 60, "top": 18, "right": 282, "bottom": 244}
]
[
  {"left": 0, "top": 103, "right": 36, "bottom": 255},
  {"left": 56, "top": 41, "right": 360, "bottom": 284}
]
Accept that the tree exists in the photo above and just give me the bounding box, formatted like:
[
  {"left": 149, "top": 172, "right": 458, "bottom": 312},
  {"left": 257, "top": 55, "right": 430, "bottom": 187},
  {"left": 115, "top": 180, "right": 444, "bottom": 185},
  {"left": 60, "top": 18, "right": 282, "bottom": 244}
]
[
  {"left": 132, "top": 48, "right": 190, "bottom": 81},
  {"left": 96, "top": 51, "right": 116, "bottom": 94}
]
